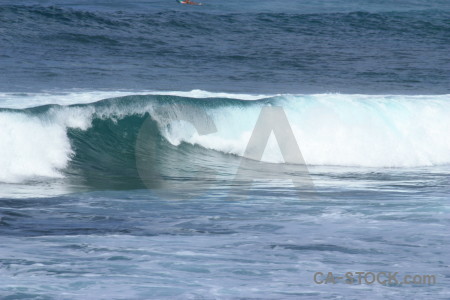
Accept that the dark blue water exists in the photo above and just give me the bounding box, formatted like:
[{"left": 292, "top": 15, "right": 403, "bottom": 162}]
[
  {"left": 0, "top": 1, "right": 449, "bottom": 299},
  {"left": 1, "top": 1, "right": 449, "bottom": 93}
]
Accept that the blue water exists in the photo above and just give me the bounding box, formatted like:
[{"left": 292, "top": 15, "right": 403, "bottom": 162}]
[
  {"left": 1, "top": 1, "right": 449, "bottom": 93},
  {"left": 0, "top": 1, "right": 449, "bottom": 299}
]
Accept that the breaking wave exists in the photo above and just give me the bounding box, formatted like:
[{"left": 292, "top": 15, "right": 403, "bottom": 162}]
[{"left": 1, "top": 92, "right": 450, "bottom": 184}]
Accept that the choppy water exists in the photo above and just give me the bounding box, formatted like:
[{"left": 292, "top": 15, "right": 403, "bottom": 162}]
[
  {"left": 0, "top": 1, "right": 449, "bottom": 299},
  {"left": 1, "top": 1, "right": 449, "bottom": 93}
]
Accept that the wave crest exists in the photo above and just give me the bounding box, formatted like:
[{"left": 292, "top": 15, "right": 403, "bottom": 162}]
[{"left": 1, "top": 93, "right": 450, "bottom": 184}]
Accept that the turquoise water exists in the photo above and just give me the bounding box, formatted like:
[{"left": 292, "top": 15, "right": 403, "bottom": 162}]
[{"left": 0, "top": 1, "right": 449, "bottom": 299}]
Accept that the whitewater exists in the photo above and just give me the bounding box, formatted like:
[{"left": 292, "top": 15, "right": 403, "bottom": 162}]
[
  {"left": 1, "top": 91, "right": 450, "bottom": 186},
  {"left": 1, "top": 1, "right": 449, "bottom": 299}
]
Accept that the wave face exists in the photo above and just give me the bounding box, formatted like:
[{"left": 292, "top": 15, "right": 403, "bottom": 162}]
[
  {"left": 1, "top": 4, "right": 449, "bottom": 94},
  {"left": 1, "top": 93, "right": 450, "bottom": 185}
]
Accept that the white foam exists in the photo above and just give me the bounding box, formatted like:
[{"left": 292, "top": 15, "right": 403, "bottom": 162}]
[
  {"left": 0, "top": 112, "right": 72, "bottom": 183},
  {"left": 1, "top": 92, "right": 450, "bottom": 184},
  {"left": 0, "top": 106, "right": 94, "bottom": 183},
  {"left": 160, "top": 93, "right": 450, "bottom": 168}
]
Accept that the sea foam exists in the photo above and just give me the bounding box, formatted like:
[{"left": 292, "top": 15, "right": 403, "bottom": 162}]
[{"left": 1, "top": 92, "right": 450, "bottom": 183}]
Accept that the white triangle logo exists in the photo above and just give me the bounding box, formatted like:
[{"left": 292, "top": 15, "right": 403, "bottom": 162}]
[{"left": 260, "top": 131, "right": 285, "bottom": 163}]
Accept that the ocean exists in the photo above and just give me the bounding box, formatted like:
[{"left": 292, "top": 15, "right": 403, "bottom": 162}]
[{"left": 0, "top": 0, "right": 449, "bottom": 299}]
